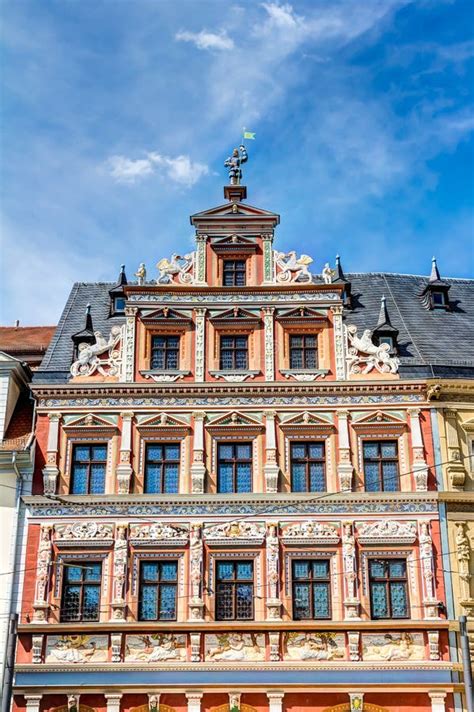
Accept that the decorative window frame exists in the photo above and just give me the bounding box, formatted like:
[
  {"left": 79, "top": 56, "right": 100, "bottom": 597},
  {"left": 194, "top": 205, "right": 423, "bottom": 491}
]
[
  {"left": 53, "top": 551, "right": 110, "bottom": 621},
  {"left": 131, "top": 550, "right": 185, "bottom": 597},
  {"left": 217, "top": 253, "right": 252, "bottom": 287},
  {"left": 209, "top": 315, "right": 262, "bottom": 380},
  {"left": 210, "top": 434, "right": 260, "bottom": 488},
  {"left": 283, "top": 549, "right": 339, "bottom": 599},
  {"left": 207, "top": 550, "right": 263, "bottom": 605},
  {"left": 360, "top": 548, "right": 418, "bottom": 618},
  {"left": 280, "top": 416, "right": 335, "bottom": 487},
  {"left": 63, "top": 434, "right": 115, "bottom": 495},
  {"left": 135, "top": 416, "right": 190, "bottom": 493},
  {"left": 351, "top": 414, "right": 408, "bottom": 491}
]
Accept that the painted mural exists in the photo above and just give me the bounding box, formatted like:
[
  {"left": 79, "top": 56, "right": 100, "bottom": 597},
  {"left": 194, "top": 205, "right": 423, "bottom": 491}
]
[
  {"left": 283, "top": 632, "right": 346, "bottom": 661},
  {"left": 362, "top": 632, "right": 424, "bottom": 661},
  {"left": 205, "top": 633, "right": 265, "bottom": 661},
  {"left": 125, "top": 633, "right": 187, "bottom": 662},
  {"left": 45, "top": 635, "right": 108, "bottom": 663}
]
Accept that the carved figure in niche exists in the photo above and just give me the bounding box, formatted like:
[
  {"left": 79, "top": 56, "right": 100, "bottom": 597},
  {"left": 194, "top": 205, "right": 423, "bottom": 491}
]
[
  {"left": 70, "top": 326, "right": 123, "bottom": 378},
  {"left": 135, "top": 263, "right": 147, "bottom": 285},
  {"left": 46, "top": 635, "right": 108, "bottom": 663},
  {"left": 125, "top": 633, "right": 186, "bottom": 661},
  {"left": 274, "top": 250, "right": 313, "bottom": 283},
  {"left": 455, "top": 522, "right": 471, "bottom": 598},
  {"left": 322, "top": 263, "right": 334, "bottom": 284},
  {"left": 156, "top": 253, "right": 194, "bottom": 284},
  {"left": 206, "top": 633, "right": 264, "bottom": 661},
  {"left": 284, "top": 632, "right": 345, "bottom": 661},
  {"left": 224, "top": 145, "right": 248, "bottom": 185},
  {"left": 346, "top": 325, "right": 400, "bottom": 375}
]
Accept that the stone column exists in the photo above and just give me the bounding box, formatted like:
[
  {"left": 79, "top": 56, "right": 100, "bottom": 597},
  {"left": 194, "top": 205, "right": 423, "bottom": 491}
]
[
  {"left": 263, "top": 307, "right": 275, "bottom": 381},
  {"left": 123, "top": 306, "right": 138, "bottom": 383},
  {"left": 266, "top": 522, "right": 282, "bottom": 620},
  {"left": 25, "top": 697, "right": 42, "bottom": 712},
  {"left": 331, "top": 305, "right": 347, "bottom": 380},
  {"left": 419, "top": 520, "right": 439, "bottom": 619},
  {"left": 264, "top": 410, "right": 279, "bottom": 493},
  {"left": 409, "top": 409, "right": 429, "bottom": 491},
  {"left": 185, "top": 691, "right": 203, "bottom": 712},
  {"left": 262, "top": 233, "right": 275, "bottom": 284},
  {"left": 110, "top": 524, "right": 128, "bottom": 621},
  {"left": 428, "top": 691, "right": 447, "bottom": 712},
  {"left": 194, "top": 235, "right": 207, "bottom": 285},
  {"left": 33, "top": 523, "right": 53, "bottom": 621},
  {"left": 105, "top": 695, "right": 122, "bottom": 712},
  {"left": 190, "top": 411, "right": 206, "bottom": 494},
  {"left": 42, "top": 413, "right": 61, "bottom": 494},
  {"left": 188, "top": 523, "right": 204, "bottom": 621},
  {"left": 266, "top": 691, "right": 284, "bottom": 712},
  {"left": 337, "top": 410, "right": 353, "bottom": 491},
  {"left": 194, "top": 308, "right": 206, "bottom": 382},
  {"left": 342, "top": 522, "right": 360, "bottom": 619},
  {"left": 445, "top": 408, "right": 466, "bottom": 489},
  {"left": 116, "top": 411, "right": 134, "bottom": 494}
]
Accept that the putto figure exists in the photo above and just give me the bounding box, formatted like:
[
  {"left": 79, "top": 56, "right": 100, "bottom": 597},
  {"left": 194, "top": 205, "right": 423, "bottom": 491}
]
[{"left": 224, "top": 145, "right": 248, "bottom": 185}]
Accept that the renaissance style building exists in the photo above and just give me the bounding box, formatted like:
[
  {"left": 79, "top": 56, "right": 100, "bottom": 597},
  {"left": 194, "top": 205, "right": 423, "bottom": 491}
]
[{"left": 11, "top": 168, "right": 474, "bottom": 712}]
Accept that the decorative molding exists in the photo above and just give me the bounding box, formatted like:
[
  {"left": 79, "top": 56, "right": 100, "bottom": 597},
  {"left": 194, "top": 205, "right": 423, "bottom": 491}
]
[
  {"left": 194, "top": 308, "right": 206, "bottom": 382},
  {"left": 203, "top": 520, "right": 265, "bottom": 545},
  {"left": 123, "top": 306, "right": 137, "bottom": 383},
  {"left": 54, "top": 521, "right": 114, "bottom": 543},
  {"left": 141, "top": 369, "right": 190, "bottom": 383},
  {"left": 209, "top": 369, "right": 260, "bottom": 382},
  {"left": 281, "top": 369, "right": 329, "bottom": 381},
  {"left": 281, "top": 520, "right": 340, "bottom": 545},
  {"left": 111, "top": 632, "right": 123, "bottom": 662},
  {"left": 32, "top": 634, "right": 44, "bottom": 664},
  {"left": 332, "top": 305, "right": 347, "bottom": 381},
  {"left": 356, "top": 519, "right": 417, "bottom": 545},
  {"left": 263, "top": 306, "right": 275, "bottom": 381},
  {"left": 129, "top": 522, "right": 189, "bottom": 545}
]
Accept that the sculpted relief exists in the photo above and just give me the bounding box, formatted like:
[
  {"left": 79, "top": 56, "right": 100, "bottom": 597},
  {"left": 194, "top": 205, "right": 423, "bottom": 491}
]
[
  {"left": 284, "top": 632, "right": 345, "bottom": 661},
  {"left": 205, "top": 633, "right": 265, "bottom": 662},
  {"left": 346, "top": 325, "right": 400, "bottom": 375},
  {"left": 70, "top": 326, "right": 124, "bottom": 378},
  {"left": 46, "top": 635, "right": 108, "bottom": 663},
  {"left": 125, "top": 633, "right": 187, "bottom": 662},
  {"left": 362, "top": 632, "right": 424, "bottom": 661}
]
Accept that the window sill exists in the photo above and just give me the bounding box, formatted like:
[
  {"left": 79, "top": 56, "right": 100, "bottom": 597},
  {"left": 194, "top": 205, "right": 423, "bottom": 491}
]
[
  {"left": 141, "top": 369, "right": 190, "bottom": 383},
  {"left": 280, "top": 369, "right": 329, "bottom": 382},
  {"left": 210, "top": 369, "right": 260, "bottom": 383}
]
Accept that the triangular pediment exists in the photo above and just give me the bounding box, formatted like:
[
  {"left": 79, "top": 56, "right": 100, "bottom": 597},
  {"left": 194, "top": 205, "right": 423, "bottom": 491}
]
[
  {"left": 210, "top": 307, "right": 260, "bottom": 322},
  {"left": 353, "top": 410, "right": 406, "bottom": 426},
  {"left": 63, "top": 413, "right": 118, "bottom": 429},
  {"left": 211, "top": 234, "right": 257, "bottom": 247},
  {"left": 277, "top": 306, "right": 327, "bottom": 320},
  {"left": 191, "top": 201, "right": 279, "bottom": 219},
  {"left": 140, "top": 307, "right": 192, "bottom": 321},
  {"left": 137, "top": 413, "right": 189, "bottom": 428},
  {"left": 208, "top": 411, "right": 263, "bottom": 427},
  {"left": 281, "top": 411, "right": 334, "bottom": 427}
]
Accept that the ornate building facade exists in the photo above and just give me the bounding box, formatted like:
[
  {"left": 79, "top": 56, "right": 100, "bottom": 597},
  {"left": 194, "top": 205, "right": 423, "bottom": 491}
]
[{"left": 11, "top": 173, "right": 474, "bottom": 712}]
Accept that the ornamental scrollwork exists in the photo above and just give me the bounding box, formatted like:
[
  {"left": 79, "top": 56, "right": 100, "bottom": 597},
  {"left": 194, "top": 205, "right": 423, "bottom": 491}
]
[
  {"left": 129, "top": 522, "right": 189, "bottom": 542},
  {"left": 204, "top": 520, "right": 265, "bottom": 542},
  {"left": 356, "top": 519, "right": 417, "bottom": 544},
  {"left": 274, "top": 250, "right": 313, "bottom": 283},
  {"left": 55, "top": 521, "right": 113, "bottom": 541},
  {"left": 156, "top": 252, "right": 195, "bottom": 284},
  {"left": 282, "top": 521, "right": 339, "bottom": 543},
  {"left": 70, "top": 326, "right": 124, "bottom": 378},
  {"left": 346, "top": 325, "right": 400, "bottom": 375}
]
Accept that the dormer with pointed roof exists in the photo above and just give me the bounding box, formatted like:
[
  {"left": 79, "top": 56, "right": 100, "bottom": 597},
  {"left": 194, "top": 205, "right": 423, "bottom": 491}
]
[
  {"left": 108, "top": 264, "right": 128, "bottom": 315},
  {"left": 420, "top": 257, "right": 451, "bottom": 310},
  {"left": 71, "top": 304, "right": 95, "bottom": 358},
  {"left": 332, "top": 255, "right": 352, "bottom": 307},
  {"left": 372, "top": 296, "right": 399, "bottom": 352}
]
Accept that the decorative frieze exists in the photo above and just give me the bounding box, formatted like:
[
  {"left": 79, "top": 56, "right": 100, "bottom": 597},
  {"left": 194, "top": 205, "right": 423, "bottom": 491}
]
[
  {"left": 282, "top": 520, "right": 339, "bottom": 545},
  {"left": 54, "top": 521, "right": 114, "bottom": 543},
  {"left": 33, "top": 524, "right": 53, "bottom": 622},
  {"left": 203, "top": 520, "right": 265, "bottom": 545},
  {"left": 356, "top": 519, "right": 417, "bottom": 545},
  {"left": 129, "top": 522, "right": 188, "bottom": 545}
]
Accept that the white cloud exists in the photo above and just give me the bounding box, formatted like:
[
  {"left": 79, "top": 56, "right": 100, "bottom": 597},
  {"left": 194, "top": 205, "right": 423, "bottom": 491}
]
[
  {"left": 261, "top": 2, "right": 303, "bottom": 30},
  {"left": 175, "top": 29, "right": 234, "bottom": 51},
  {"left": 107, "top": 152, "right": 209, "bottom": 187}
]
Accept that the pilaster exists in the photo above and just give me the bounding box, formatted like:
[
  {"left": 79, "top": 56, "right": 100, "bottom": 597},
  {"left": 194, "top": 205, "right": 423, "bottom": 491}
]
[
  {"left": 148, "top": 695, "right": 160, "bottom": 712},
  {"left": 266, "top": 691, "right": 284, "bottom": 712},
  {"left": 409, "top": 408, "right": 429, "bottom": 491},
  {"left": 105, "top": 694, "right": 122, "bottom": 712},
  {"left": 194, "top": 308, "right": 206, "bottom": 382},
  {"left": 123, "top": 306, "right": 138, "bottom": 383},
  {"left": 331, "top": 304, "right": 347, "bottom": 380},
  {"left": 25, "top": 697, "right": 43, "bottom": 712},
  {"left": 263, "top": 306, "right": 275, "bottom": 381},
  {"left": 337, "top": 410, "right": 353, "bottom": 491},
  {"left": 190, "top": 411, "right": 206, "bottom": 493},
  {"left": 419, "top": 520, "right": 440, "bottom": 619},
  {"left": 265, "top": 522, "right": 282, "bottom": 620},
  {"left": 444, "top": 408, "right": 466, "bottom": 489},
  {"left": 110, "top": 523, "right": 128, "bottom": 621},
  {"left": 185, "top": 691, "right": 203, "bottom": 712},
  {"left": 42, "top": 412, "right": 61, "bottom": 494},
  {"left": 264, "top": 410, "right": 279, "bottom": 493},
  {"left": 194, "top": 235, "right": 207, "bottom": 285},
  {"left": 116, "top": 411, "right": 134, "bottom": 494},
  {"left": 342, "top": 521, "right": 360, "bottom": 619},
  {"left": 33, "top": 523, "right": 53, "bottom": 622},
  {"left": 428, "top": 691, "right": 447, "bottom": 712},
  {"left": 349, "top": 693, "right": 364, "bottom": 712},
  {"left": 262, "top": 233, "right": 274, "bottom": 284},
  {"left": 188, "top": 523, "right": 204, "bottom": 620}
]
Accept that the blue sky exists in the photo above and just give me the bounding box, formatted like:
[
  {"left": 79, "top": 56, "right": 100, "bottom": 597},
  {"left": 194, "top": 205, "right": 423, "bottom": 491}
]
[{"left": 1, "top": 0, "right": 473, "bottom": 325}]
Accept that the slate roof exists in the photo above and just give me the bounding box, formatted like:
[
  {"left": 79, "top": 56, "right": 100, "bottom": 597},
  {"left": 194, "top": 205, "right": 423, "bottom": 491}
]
[{"left": 34, "top": 273, "right": 474, "bottom": 384}]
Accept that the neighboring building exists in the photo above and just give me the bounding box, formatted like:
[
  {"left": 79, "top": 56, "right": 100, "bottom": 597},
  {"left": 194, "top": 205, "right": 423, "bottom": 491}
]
[
  {"left": 0, "top": 325, "right": 56, "bottom": 370},
  {"left": 11, "top": 175, "right": 474, "bottom": 712}
]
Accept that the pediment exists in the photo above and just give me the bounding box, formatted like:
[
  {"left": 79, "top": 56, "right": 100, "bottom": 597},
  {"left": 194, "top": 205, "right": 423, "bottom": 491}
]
[
  {"left": 211, "top": 234, "right": 258, "bottom": 247},
  {"left": 191, "top": 202, "right": 279, "bottom": 219},
  {"left": 461, "top": 417, "right": 474, "bottom": 432},
  {"left": 352, "top": 410, "right": 406, "bottom": 427},
  {"left": 281, "top": 411, "right": 334, "bottom": 428},
  {"left": 276, "top": 306, "right": 327, "bottom": 320},
  {"left": 63, "top": 413, "right": 118, "bottom": 429},
  {"left": 210, "top": 307, "right": 260, "bottom": 322},
  {"left": 140, "top": 307, "right": 192, "bottom": 322},
  {"left": 208, "top": 411, "right": 263, "bottom": 427},
  {"left": 136, "top": 412, "right": 190, "bottom": 428}
]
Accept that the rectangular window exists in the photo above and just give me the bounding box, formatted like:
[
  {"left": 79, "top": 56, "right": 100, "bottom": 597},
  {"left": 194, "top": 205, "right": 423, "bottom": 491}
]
[
  {"left": 290, "top": 441, "right": 326, "bottom": 492},
  {"left": 216, "top": 560, "right": 254, "bottom": 620},
  {"left": 144, "top": 443, "right": 180, "bottom": 494},
  {"left": 369, "top": 558, "right": 409, "bottom": 619},
  {"left": 292, "top": 559, "right": 331, "bottom": 619},
  {"left": 138, "top": 560, "right": 178, "bottom": 621},
  {"left": 431, "top": 291, "right": 446, "bottom": 308},
  {"left": 223, "top": 259, "right": 246, "bottom": 287},
  {"left": 217, "top": 442, "right": 252, "bottom": 493},
  {"left": 219, "top": 335, "right": 248, "bottom": 370},
  {"left": 151, "top": 335, "right": 180, "bottom": 370},
  {"left": 363, "top": 440, "right": 399, "bottom": 492},
  {"left": 70, "top": 444, "right": 107, "bottom": 495},
  {"left": 289, "top": 334, "right": 318, "bottom": 369},
  {"left": 61, "top": 562, "right": 102, "bottom": 622}
]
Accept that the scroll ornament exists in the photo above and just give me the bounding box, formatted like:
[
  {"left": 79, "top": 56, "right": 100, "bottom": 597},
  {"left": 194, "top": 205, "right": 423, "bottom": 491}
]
[
  {"left": 70, "top": 326, "right": 123, "bottom": 378},
  {"left": 346, "top": 324, "right": 400, "bottom": 375}
]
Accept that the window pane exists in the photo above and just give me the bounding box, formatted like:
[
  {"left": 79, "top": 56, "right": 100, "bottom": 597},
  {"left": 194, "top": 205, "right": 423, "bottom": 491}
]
[
  {"left": 145, "top": 464, "right": 160, "bottom": 493},
  {"left": 389, "top": 560, "right": 406, "bottom": 578},
  {"left": 293, "top": 561, "right": 309, "bottom": 579},
  {"left": 217, "top": 463, "right": 233, "bottom": 493},
  {"left": 390, "top": 583, "right": 408, "bottom": 617},
  {"left": 82, "top": 586, "right": 100, "bottom": 620},
  {"left": 305, "top": 335, "right": 317, "bottom": 347},
  {"left": 142, "top": 562, "right": 159, "bottom": 581},
  {"left": 369, "top": 560, "right": 385, "bottom": 578},
  {"left": 85, "top": 563, "right": 101, "bottom": 581},
  {"left": 291, "top": 336, "right": 303, "bottom": 347},
  {"left": 92, "top": 445, "right": 107, "bottom": 461},
  {"left": 220, "top": 351, "right": 234, "bottom": 369},
  {"left": 71, "top": 465, "right": 88, "bottom": 494},
  {"left": 294, "top": 583, "right": 311, "bottom": 619},
  {"left": 290, "top": 350, "right": 303, "bottom": 368},
  {"left": 236, "top": 562, "right": 253, "bottom": 579},
  {"left": 151, "top": 351, "right": 165, "bottom": 369},
  {"left": 365, "top": 462, "right": 380, "bottom": 492},
  {"left": 236, "top": 444, "right": 251, "bottom": 459},
  {"left": 305, "top": 349, "right": 317, "bottom": 368},
  {"left": 309, "top": 462, "right": 325, "bottom": 492},
  {"left": 165, "top": 444, "right": 180, "bottom": 460},
  {"left": 65, "top": 565, "right": 83, "bottom": 582},
  {"left": 147, "top": 445, "right": 163, "bottom": 462},
  {"left": 236, "top": 463, "right": 251, "bottom": 492},
  {"left": 312, "top": 560, "right": 329, "bottom": 578},
  {"left": 371, "top": 582, "right": 388, "bottom": 618},
  {"left": 313, "top": 582, "right": 330, "bottom": 618},
  {"left": 381, "top": 442, "right": 397, "bottom": 458},
  {"left": 309, "top": 442, "right": 324, "bottom": 459},
  {"left": 235, "top": 350, "right": 247, "bottom": 369},
  {"left": 160, "top": 562, "right": 178, "bottom": 581},
  {"left": 236, "top": 583, "right": 253, "bottom": 618},
  {"left": 291, "top": 463, "right": 307, "bottom": 492},
  {"left": 218, "top": 444, "right": 233, "bottom": 459},
  {"left": 74, "top": 446, "right": 90, "bottom": 462},
  {"left": 139, "top": 585, "right": 157, "bottom": 620},
  {"left": 216, "top": 583, "right": 233, "bottom": 619},
  {"left": 382, "top": 461, "right": 398, "bottom": 492},
  {"left": 163, "top": 464, "right": 179, "bottom": 493},
  {"left": 221, "top": 336, "right": 233, "bottom": 348},
  {"left": 167, "top": 351, "right": 178, "bottom": 369},
  {"left": 363, "top": 442, "right": 379, "bottom": 458},
  {"left": 217, "top": 562, "right": 234, "bottom": 580},
  {"left": 235, "top": 337, "right": 247, "bottom": 348},
  {"left": 63, "top": 585, "right": 80, "bottom": 619},
  {"left": 90, "top": 464, "right": 105, "bottom": 493},
  {"left": 159, "top": 584, "right": 177, "bottom": 619},
  {"left": 291, "top": 443, "right": 306, "bottom": 459}
]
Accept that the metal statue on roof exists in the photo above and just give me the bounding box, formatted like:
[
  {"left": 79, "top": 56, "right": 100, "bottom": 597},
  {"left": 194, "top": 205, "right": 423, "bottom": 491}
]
[{"left": 224, "top": 145, "right": 248, "bottom": 185}]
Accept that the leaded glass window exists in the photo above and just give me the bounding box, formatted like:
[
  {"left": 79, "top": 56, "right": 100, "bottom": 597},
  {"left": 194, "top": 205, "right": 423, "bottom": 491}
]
[
  {"left": 217, "top": 442, "right": 252, "bottom": 493},
  {"left": 363, "top": 440, "right": 399, "bottom": 492},
  {"left": 292, "top": 559, "right": 331, "bottom": 619},
  {"left": 369, "top": 558, "right": 409, "bottom": 619},
  {"left": 144, "top": 443, "right": 180, "bottom": 494},
  {"left": 223, "top": 260, "right": 246, "bottom": 286},
  {"left": 289, "top": 334, "right": 318, "bottom": 369},
  {"left": 151, "top": 335, "right": 180, "bottom": 370},
  {"left": 290, "top": 441, "right": 326, "bottom": 492},
  {"left": 138, "top": 560, "right": 178, "bottom": 621},
  {"left": 216, "top": 560, "right": 254, "bottom": 620},
  {"left": 70, "top": 444, "right": 107, "bottom": 495},
  {"left": 61, "top": 562, "right": 102, "bottom": 622},
  {"left": 219, "top": 335, "right": 248, "bottom": 370}
]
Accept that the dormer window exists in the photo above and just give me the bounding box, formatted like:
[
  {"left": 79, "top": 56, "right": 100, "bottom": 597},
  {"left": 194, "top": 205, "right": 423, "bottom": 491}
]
[
  {"left": 420, "top": 257, "right": 451, "bottom": 311},
  {"left": 109, "top": 264, "right": 128, "bottom": 316},
  {"left": 114, "top": 297, "right": 126, "bottom": 314},
  {"left": 431, "top": 290, "right": 447, "bottom": 309},
  {"left": 223, "top": 259, "right": 246, "bottom": 286},
  {"left": 377, "top": 335, "right": 394, "bottom": 349}
]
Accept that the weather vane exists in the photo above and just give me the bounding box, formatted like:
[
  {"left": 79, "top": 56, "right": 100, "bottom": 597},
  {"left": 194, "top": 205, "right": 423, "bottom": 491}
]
[{"left": 224, "top": 128, "right": 255, "bottom": 185}]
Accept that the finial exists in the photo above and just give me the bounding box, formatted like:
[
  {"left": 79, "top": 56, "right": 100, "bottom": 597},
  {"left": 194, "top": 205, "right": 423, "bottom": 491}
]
[
  {"left": 224, "top": 144, "right": 248, "bottom": 186},
  {"left": 429, "top": 255, "right": 441, "bottom": 282},
  {"left": 86, "top": 304, "right": 91, "bottom": 314}
]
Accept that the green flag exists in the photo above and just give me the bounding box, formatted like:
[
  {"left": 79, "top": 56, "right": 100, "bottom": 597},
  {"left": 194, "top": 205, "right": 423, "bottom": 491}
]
[{"left": 243, "top": 131, "right": 256, "bottom": 140}]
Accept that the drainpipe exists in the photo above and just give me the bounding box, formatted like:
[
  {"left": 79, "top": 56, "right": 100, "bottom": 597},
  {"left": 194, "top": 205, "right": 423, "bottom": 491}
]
[{"left": 460, "top": 615, "right": 474, "bottom": 712}]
